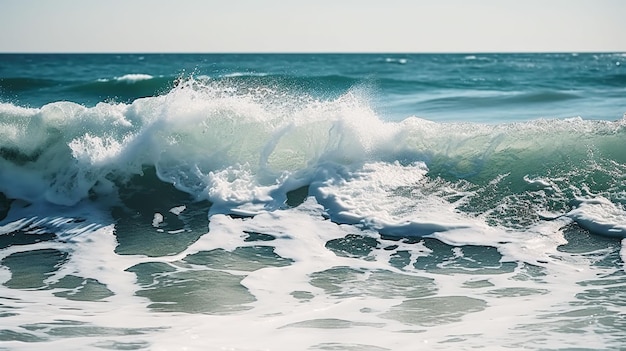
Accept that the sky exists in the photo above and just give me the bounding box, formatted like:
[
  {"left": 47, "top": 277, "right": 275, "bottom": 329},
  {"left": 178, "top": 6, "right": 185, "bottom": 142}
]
[{"left": 1, "top": 0, "right": 625, "bottom": 53}]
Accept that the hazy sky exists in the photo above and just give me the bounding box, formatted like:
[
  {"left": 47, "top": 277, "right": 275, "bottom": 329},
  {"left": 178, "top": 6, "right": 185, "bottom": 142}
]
[{"left": 1, "top": 0, "right": 625, "bottom": 53}]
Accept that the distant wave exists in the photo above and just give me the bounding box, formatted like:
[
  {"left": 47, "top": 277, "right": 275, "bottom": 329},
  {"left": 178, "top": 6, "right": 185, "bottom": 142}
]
[
  {"left": 109, "top": 73, "right": 155, "bottom": 83},
  {"left": 95, "top": 73, "right": 156, "bottom": 83},
  {"left": 384, "top": 58, "right": 408, "bottom": 64},
  {"left": 221, "top": 72, "right": 269, "bottom": 78},
  {"left": 419, "top": 90, "right": 583, "bottom": 110},
  {"left": 464, "top": 55, "right": 491, "bottom": 61},
  {"left": 65, "top": 75, "right": 176, "bottom": 102}
]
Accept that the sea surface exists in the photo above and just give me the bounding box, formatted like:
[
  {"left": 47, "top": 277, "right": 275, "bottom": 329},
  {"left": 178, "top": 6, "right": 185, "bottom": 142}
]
[{"left": 0, "top": 53, "right": 625, "bottom": 350}]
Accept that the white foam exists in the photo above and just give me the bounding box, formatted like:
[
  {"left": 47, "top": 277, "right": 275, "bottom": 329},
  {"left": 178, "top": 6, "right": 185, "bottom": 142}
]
[
  {"left": 567, "top": 196, "right": 626, "bottom": 237},
  {"left": 0, "top": 102, "right": 38, "bottom": 117},
  {"left": 311, "top": 161, "right": 467, "bottom": 234},
  {"left": 152, "top": 212, "right": 164, "bottom": 227},
  {"left": 1, "top": 190, "right": 625, "bottom": 350},
  {"left": 384, "top": 57, "right": 408, "bottom": 64},
  {"left": 523, "top": 175, "right": 555, "bottom": 189},
  {"left": 221, "top": 72, "right": 268, "bottom": 78},
  {"left": 169, "top": 205, "right": 185, "bottom": 215},
  {"left": 114, "top": 73, "right": 154, "bottom": 82}
]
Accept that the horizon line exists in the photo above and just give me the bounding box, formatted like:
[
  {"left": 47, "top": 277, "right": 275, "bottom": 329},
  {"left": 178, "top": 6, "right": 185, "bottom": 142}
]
[{"left": 0, "top": 50, "right": 625, "bottom": 55}]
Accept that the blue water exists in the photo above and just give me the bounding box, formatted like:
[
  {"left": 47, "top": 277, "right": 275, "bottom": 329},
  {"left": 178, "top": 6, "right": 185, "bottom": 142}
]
[
  {"left": 2, "top": 53, "right": 625, "bottom": 121},
  {"left": 0, "top": 53, "right": 625, "bottom": 350}
]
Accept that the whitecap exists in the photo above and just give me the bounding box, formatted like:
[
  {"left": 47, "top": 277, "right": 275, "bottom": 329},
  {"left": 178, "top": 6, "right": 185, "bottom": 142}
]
[{"left": 114, "top": 74, "right": 154, "bottom": 83}]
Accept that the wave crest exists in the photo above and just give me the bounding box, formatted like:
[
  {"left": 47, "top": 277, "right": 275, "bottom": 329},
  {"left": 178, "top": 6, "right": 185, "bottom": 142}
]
[{"left": 0, "top": 78, "right": 624, "bottom": 237}]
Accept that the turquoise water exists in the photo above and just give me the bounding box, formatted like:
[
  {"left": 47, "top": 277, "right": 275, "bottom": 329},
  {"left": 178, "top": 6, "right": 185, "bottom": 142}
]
[
  {"left": 2, "top": 53, "right": 625, "bottom": 121},
  {"left": 0, "top": 53, "right": 625, "bottom": 350}
]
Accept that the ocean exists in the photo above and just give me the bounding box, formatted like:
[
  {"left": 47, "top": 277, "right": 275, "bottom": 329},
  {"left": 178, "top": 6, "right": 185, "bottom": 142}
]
[{"left": 0, "top": 53, "right": 625, "bottom": 350}]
